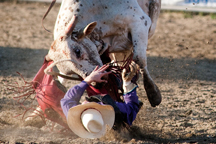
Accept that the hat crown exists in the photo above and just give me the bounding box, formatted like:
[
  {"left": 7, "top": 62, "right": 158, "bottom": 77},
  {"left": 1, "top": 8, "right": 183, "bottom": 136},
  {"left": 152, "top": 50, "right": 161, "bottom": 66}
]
[
  {"left": 81, "top": 109, "right": 104, "bottom": 133},
  {"left": 67, "top": 102, "right": 115, "bottom": 139}
]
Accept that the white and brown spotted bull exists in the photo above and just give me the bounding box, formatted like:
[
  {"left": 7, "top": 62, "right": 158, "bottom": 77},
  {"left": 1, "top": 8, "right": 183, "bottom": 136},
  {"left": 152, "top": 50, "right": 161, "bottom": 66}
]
[{"left": 45, "top": 0, "right": 162, "bottom": 107}]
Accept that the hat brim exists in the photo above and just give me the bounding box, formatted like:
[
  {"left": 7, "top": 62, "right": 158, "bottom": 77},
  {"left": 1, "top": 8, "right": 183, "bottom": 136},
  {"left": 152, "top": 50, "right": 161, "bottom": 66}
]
[{"left": 67, "top": 102, "right": 115, "bottom": 139}]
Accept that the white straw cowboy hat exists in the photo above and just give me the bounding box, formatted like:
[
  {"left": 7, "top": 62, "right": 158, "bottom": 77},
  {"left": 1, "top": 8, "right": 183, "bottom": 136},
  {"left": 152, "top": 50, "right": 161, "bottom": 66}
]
[{"left": 67, "top": 102, "right": 115, "bottom": 139}]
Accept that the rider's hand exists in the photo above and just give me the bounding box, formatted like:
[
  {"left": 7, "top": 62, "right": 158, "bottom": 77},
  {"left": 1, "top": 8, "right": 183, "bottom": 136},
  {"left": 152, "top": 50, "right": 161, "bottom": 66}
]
[
  {"left": 122, "top": 61, "right": 139, "bottom": 94},
  {"left": 122, "top": 61, "right": 138, "bottom": 83},
  {"left": 84, "top": 64, "right": 112, "bottom": 85}
]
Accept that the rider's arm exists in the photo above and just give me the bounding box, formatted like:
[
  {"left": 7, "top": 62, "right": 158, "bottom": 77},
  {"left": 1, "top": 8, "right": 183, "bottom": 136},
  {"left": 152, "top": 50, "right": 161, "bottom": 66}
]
[
  {"left": 115, "top": 61, "right": 139, "bottom": 125},
  {"left": 60, "top": 81, "right": 89, "bottom": 118},
  {"left": 116, "top": 85, "right": 139, "bottom": 125},
  {"left": 60, "top": 64, "right": 111, "bottom": 118}
]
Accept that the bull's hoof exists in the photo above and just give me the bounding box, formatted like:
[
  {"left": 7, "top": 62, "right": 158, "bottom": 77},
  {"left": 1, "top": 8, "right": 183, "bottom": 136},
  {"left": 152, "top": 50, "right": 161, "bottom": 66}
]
[
  {"left": 143, "top": 73, "right": 162, "bottom": 107},
  {"left": 145, "top": 84, "right": 162, "bottom": 107}
]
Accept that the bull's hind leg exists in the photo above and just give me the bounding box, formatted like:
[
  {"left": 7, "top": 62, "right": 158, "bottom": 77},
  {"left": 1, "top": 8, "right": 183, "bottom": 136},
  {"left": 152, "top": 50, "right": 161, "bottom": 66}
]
[
  {"left": 148, "top": 0, "right": 161, "bottom": 38},
  {"left": 137, "top": 0, "right": 161, "bottom": 39},
  {"left": 130, "top": 20, "right": 161, "bottom": 107}
]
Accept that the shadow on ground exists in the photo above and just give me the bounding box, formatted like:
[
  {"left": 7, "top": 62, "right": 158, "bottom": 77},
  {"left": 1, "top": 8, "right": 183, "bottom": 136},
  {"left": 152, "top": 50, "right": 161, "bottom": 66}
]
[
  {"left": 117, "top": 125, "right": 216, "bottom": 143},
  {"left": 1, "top": 46, "right": 216, "bottom": 82},
  {"left": 0, "top": 46, "right": 48, "bottom": 78},
  {"left": 148, "top": 56, "right": 216, "bottom": 82}
]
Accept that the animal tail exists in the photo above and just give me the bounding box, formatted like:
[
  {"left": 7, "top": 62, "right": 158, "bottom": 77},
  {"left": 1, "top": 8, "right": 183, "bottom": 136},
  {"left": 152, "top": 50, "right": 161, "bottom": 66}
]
[{"left": 41, "top": 0, "right": 56, "bottom": 33}]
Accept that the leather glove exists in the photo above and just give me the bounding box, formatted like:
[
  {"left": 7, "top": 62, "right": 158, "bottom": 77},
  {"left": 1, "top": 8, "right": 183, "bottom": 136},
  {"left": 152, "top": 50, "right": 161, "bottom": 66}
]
[{"left": 122, "top": 61, "right": 139, "bottom": 94}]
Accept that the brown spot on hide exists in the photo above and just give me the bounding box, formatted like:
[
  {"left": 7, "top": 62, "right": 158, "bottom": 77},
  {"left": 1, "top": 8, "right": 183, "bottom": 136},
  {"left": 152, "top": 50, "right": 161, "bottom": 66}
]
[
  {"left": 145, "top": 3, "right": 149, "bottom": 7},
  {"left": 140, "top": 16, "right": 145, "bottom": 20},
  {"left": 135, "top": 56, "right": 139, "bottom": 63},
  {"left": 145, "top": 20, "right": 147, "bottom": 26},
  {"left": 69, "top": 7, "right": 73, "bottom": 12},
  {"left": 60, "top": 36, "right": 64, "bottom": 42},
  {"left": 51, "top": 41, "right": 56, "bottom": 51},
  {"left": 64, "top": 7, "right": 67, "bottom": 10},
  {"left": 62, "top": 50, "right": 69, "bottom": 58},
  {"left": 103, "top": 22, "right": 106, "bottom": 24},
  {"left": 51, "top": 45, "right": 54, "bottom": 50}
]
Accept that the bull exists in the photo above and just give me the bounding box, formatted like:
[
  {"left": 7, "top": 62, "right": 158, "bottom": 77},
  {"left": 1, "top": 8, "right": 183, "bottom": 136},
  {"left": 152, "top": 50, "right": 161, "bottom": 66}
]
[{"left": 45, "top": 0, "right": 162, "bottom": 107}]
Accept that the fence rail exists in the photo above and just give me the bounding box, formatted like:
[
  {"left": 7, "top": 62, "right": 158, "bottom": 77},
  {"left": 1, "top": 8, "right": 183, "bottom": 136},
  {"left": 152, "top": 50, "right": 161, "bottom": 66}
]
[{"left": 161, "top": 5, "right": 216, "bottom": 13}]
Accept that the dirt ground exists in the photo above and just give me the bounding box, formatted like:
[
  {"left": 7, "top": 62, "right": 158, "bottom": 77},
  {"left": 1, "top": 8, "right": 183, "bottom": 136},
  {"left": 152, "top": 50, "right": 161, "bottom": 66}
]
[{"left": 0, "top": 1, "right": 216, "bottom": 144}]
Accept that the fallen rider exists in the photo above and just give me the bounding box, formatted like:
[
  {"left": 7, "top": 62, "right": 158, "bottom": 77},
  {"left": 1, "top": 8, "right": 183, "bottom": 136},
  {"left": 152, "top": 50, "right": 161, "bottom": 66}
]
[{"left": 60, "top": 62, "right": 140, "bottom": 138}]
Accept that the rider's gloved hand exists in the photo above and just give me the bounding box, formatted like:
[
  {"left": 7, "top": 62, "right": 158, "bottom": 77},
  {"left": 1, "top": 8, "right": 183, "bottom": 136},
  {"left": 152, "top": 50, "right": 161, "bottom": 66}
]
[{"left": 122, "top": 61, "right": 139, "bottom": 94}]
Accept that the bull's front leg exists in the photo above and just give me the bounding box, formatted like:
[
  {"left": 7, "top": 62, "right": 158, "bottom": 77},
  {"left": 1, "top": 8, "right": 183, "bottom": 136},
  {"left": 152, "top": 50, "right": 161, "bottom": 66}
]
[{"left": 131, "top": 21, "right": 161, "bottom": 107}]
